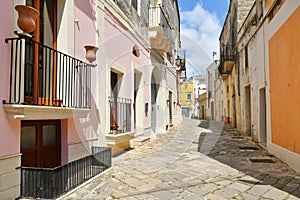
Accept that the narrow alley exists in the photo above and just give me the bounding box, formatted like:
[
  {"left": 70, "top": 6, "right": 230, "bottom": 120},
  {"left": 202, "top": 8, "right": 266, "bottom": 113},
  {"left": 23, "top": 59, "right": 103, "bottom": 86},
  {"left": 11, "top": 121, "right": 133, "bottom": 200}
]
[{"left": 62, "top": 119, "right": 300, "bottom": 200}]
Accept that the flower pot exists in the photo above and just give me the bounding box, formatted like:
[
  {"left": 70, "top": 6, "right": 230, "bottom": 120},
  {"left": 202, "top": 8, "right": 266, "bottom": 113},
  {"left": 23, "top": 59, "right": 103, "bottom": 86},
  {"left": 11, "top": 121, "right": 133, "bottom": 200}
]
[
  {"left": 15, "top": 5, "right": 39, "bottom": 37},
  {"left": 84, "top": 45, "right": 98, "bottom": 63},
  {"left": 110, "top": 123, "right": 119, "bottom": 130}
]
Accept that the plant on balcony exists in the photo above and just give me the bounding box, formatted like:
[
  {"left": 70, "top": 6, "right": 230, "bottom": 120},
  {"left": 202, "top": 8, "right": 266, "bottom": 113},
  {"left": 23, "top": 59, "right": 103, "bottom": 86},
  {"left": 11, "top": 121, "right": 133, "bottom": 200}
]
[
  {"left": 84, "top": 45, "right": 98, "bottom": 63},
  {"left": 15, "top": 5, "right": 39, "bottom": 37}
]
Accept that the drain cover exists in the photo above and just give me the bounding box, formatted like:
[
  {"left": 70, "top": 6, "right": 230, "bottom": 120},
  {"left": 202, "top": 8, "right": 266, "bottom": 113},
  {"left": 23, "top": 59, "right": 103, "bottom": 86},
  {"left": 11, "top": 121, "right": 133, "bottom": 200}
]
[
  {"left": 239, "top": 146, "right": 259, "bottom": 150},
  {"left": 249, "top": 158, "right": 275, "bottom": 163},
  {"left": 231, "top": 136, "right": 244, "bottom": 139}
]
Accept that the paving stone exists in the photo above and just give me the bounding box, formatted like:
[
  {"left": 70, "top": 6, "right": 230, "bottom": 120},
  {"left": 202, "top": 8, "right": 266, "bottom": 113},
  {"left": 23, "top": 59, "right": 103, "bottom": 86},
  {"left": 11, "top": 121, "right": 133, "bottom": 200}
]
[
  {"left": 215, "top": 180, "right": 233, "bottom": 187},
  {"left": 134, "top": 193, "right": 160, "bottom": 200},
  {"left": 262, "top": 176, "right": 279, "bottom": 185},
  {"left": 286, "top": 195, "right": 300, "bottom": 200},
  {"left": 240, "top": 192, "right": 260, "bottom": 200},
  {"left": 292, "top": 188, "right": 300, "bottom": 198},
  {"left": 213, "top": 187, "right": 240, "bottom": 198},
  {"left": 136, "top": 183, "right": 155, "bottom": 192},
  {"left": 283, "top": 182, "right": 299, "bottom": 193},
  {"left": 183, "top": 193, "right": 205, "bottom": 200},
  {"left": 61, "top": 120, "right": 300, "bottom": 200},
  {"left": 262, "top": 188, "right": 289, "bottom": 200},
  {"left": 123, "top": 177, "right": 144, "bottom": 188},
  {"left": 246, "top": 184, "right": 272, "bottom": 196},
  {"left": 151, "top": 190, "right": 176, "bottom": 199},
  {"left": 203, "top": 193, "right": 227, "bottom": 200},
  {"left": 227, "top": 182, "right": 251, "bottom": 192},
  {"left": 111, "top": 189, "right": 127, "bottom": 198},
  {"left": 199, "top": 183, "right": 219, "bottom": 195},
  {"left": 118, "top": 196, "right": 137, "bottom": 200}
]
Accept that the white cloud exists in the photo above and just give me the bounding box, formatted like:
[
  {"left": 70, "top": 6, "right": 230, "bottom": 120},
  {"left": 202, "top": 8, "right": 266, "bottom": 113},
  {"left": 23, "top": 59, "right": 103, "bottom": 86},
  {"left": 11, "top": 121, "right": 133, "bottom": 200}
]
[{"left": 180, "top": 2, "right": 222, "bottom": 77}]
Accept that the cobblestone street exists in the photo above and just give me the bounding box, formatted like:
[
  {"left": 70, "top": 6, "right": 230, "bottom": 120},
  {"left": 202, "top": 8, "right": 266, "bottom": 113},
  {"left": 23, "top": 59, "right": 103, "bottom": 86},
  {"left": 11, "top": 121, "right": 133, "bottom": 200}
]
[{"left": 62, "top": 119, "right": 300, "bottom": 200}]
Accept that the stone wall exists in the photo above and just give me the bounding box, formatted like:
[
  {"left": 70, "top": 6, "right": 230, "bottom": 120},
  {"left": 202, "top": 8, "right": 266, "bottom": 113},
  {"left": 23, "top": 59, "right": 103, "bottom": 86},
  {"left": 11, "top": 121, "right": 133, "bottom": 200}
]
[
  {"left": 113, "top": 0, "right": 149, "bottom": 37},
  {"left": 0, "top": 154, "right": 21, "bottom": 199}
]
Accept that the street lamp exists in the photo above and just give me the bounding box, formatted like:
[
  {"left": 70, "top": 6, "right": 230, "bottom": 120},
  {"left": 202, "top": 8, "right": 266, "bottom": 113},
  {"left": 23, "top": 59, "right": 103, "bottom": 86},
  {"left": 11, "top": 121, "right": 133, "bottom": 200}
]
[
  {"left": 175, "top": 56, "right": 181, "bottom": 67},
  {"left": 175, "top": 56, "right": 185, "bottom": 71}
]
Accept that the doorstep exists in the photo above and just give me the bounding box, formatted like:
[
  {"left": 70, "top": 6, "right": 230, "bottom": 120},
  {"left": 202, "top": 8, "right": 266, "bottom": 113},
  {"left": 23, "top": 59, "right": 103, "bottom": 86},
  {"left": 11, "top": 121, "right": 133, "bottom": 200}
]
[
  {"left": 130, "top": 136, "right": 150, "bottom": 148},
  {"left": 106, "top": 132, "right": 135, "bottom": 156}
]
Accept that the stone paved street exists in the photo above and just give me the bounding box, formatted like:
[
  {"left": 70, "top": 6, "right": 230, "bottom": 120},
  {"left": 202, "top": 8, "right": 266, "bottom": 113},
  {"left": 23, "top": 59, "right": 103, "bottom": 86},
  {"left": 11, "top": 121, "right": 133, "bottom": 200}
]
[{"left": 62, "top": 119, "right": 300, "bottom": 200}]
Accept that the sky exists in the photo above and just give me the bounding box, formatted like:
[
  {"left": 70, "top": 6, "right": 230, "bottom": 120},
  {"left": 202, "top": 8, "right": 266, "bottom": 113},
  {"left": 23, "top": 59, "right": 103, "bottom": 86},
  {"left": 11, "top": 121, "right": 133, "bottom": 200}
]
[{"left": 177, "top": 0, "right": 229, "bottom": 77}]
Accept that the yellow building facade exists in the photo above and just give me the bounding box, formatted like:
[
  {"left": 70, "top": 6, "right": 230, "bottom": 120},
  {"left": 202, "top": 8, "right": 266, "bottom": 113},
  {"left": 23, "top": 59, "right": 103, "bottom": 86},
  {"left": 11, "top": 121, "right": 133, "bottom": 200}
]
[
  {"left": 180, "top": 81, "right": 194, "bottom": 118},
  {"left": 180, "top": 81, "right": 194, "bottom": 106},
  {"left": 199, "top": 92, "right": 207, "bottom": 120}
]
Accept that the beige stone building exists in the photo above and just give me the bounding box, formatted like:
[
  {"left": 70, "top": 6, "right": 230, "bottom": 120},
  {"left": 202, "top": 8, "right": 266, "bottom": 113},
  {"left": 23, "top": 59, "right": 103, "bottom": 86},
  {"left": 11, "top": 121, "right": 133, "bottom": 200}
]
[
  {"left": 218, "top": 0, "right": 255, "bottom": 128},
  {"left": 219, "top": 0, "right": 300, "bottom": 172},
  {"left": 199, "top": 92, "right": 207, "bottom": 120}
]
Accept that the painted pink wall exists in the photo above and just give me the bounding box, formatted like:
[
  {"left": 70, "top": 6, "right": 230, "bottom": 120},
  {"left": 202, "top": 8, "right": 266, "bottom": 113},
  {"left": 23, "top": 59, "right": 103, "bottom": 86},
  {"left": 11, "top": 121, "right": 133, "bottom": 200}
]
[
  {"left": 104, "top": 11, "right": 150, "bottom": 69},
  {"left": 104, "top": 9, "right": 151, "bottom": 127},
  {"left": 61, "top": 120, "right": 68, "bottom": 164},
  {"left": 66, "top": 0, "right": 98, "bottom": 145},
  {"left": 74, "top": 0, "right": 97, "bottom": 61},
  {"left": 0, "top": 1, "right": 21, "bottom": 157}
]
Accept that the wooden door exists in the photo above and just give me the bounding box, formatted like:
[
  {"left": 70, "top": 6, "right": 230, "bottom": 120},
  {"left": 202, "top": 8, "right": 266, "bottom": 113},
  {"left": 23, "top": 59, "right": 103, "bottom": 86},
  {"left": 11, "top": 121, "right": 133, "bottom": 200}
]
[
  {"left": 110, "top": 72, "right": 118, "bottom": 130},
  {"left": 25, "top": 0, "right": 57, "bottom": 105},
  {"left": 21, "top": 120, "right": 61, "bottom": 168}
]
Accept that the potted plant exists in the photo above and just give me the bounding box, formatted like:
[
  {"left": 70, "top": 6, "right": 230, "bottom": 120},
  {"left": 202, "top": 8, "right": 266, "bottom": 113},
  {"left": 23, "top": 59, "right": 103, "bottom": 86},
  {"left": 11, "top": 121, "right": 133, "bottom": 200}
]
[
  {"left": 84, "top": 45, "right": 98, "bottom": 63},
  {"left": 15, "top": 5, "right": 39, "bottom": 37}
]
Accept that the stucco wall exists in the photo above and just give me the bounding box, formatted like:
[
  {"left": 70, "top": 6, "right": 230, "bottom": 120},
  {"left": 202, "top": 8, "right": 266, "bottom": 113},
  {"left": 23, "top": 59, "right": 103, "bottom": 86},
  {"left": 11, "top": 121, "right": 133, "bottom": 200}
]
[
  {"left": 104, "top": 6, "right": 151, "bottom": 133},
  {"left": 269, "top": 6, "right": 300, "bottom": 154},
  {"left": 0, "top": 0, "right": 21, "bottom": 157}
]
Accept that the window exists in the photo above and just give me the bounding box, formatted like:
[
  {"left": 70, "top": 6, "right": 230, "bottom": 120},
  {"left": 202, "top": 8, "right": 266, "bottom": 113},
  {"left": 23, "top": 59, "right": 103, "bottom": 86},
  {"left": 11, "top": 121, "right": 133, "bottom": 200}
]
[
  {"left": 186, "top": 93, "right": 192, "bottom": 101},
  {"left": 132, "top": 45, "right": 140, "bottom": 57},
  {"left": 268, "top": 0, "right": 286, "bottom": 22},
  {"left": 245, "top": 45, "right": 249, "bottom": 68},
  {"left": 131, "top": 0, "right": 138, "bottom": 11}
]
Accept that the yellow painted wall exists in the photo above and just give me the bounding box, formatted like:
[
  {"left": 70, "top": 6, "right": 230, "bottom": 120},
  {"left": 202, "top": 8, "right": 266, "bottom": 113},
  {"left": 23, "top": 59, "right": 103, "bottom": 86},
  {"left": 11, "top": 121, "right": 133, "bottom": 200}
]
[
  {"left": 199, "top": 92, "right": 207, "bottom": 119},
  {"left": 269, "top": 7, "right": 300, "bottom": 154},
  {"left": 180, "top": 82, "right": 194, "bottom": 106}
]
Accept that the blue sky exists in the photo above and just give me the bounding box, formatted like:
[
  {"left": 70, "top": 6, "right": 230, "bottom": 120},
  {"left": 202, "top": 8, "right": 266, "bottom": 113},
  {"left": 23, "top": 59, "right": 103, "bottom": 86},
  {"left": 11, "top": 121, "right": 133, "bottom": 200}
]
[{"left": 177, "top": 0, "right": 229, "bottom": 76}]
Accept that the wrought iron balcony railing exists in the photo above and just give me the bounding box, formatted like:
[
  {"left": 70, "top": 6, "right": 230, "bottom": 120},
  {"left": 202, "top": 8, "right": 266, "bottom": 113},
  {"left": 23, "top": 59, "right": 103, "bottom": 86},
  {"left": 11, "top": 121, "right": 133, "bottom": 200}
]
[
  {"left": 221, "top": 44, "right": 235, "bottom": 62},
  {"left": 4, "top": 37, "right": 94, "bottom": 109},
  {"left": 109, "top": 97, "right": 131, "bottom": 134},
  {"left": 20, "top": 147, "right": 111, "bottom": 199},
  {"left": 219, "top": 44, "right": 235, "bottom": 76}
]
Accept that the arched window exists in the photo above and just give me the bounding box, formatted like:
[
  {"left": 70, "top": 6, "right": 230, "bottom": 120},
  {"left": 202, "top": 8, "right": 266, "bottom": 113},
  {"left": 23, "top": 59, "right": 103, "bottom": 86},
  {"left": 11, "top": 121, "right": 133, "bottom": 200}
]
[{"left": 132, "top": 45, "right": 140, "bottom": 57}]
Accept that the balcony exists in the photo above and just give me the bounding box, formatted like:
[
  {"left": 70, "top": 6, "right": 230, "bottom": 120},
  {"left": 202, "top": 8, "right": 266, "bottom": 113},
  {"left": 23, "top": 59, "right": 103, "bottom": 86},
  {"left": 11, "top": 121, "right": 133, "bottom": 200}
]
[
  {"left": 3, "top": 36, "right": 94, "bottom": 119},
  {"left": 107, "top": 97, "right": 133, "bottom": 156},
  {"left": 149, "top": 5, "right": 173, "bottom": 53},
  {"left": 109, "top": 97, "right": 132, "bottom": 134},
  {"left": 221, "top": 44, "right": 235, "bottom": 72},
  {"left": 20, "top": 147, "right": 111, "bottom": 199},
  {"left": 218, "top": 62, "right": 231, "bottom": 80}
]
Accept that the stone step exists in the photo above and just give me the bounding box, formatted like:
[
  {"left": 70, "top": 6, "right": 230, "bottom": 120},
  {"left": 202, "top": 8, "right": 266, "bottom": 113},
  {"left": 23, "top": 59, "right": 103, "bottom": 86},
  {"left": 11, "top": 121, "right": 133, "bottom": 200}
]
[{"left": 130, "top": 136, "right": 150, "bottom": 148}]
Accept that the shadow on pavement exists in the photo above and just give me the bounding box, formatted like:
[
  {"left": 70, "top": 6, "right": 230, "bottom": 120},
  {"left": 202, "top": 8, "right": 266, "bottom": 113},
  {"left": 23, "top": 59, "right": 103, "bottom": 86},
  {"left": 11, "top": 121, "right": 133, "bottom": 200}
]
[
  {"left": 197, "top": 120, "right": 300, "bottom": 198},
  {"left": 198, "top": 120, "right": 210, "bottom": 129}
]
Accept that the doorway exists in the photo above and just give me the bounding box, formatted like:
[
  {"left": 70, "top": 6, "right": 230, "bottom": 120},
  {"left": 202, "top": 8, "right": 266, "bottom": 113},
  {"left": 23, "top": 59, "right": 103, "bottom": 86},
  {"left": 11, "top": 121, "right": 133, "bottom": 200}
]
[
  {"left": 134, "top": 71, "right": 142, "bottom": 129},
  {"left": 24, "top": 0, "right": 57, "bottom": 105},
  {"left": 245, "top": 85, "right": 252, "bottom": 136},
  {"left": 211, "top": 102, "right": 215, "bottom": 120},
  {"left": 110, "top": 71, "right": 119, "bottom": 130},
  {"left": 168, "top": 91, "right": 173, "bottom": 125},
  {"left": 201, "top": 105, "right": 205, "bottom": 119},
  {"left": 259, "top": 87, "right": 267, "bottom": 145},
  {"left": 21, "top": 120, "right": 61, "bottom": 168}
]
